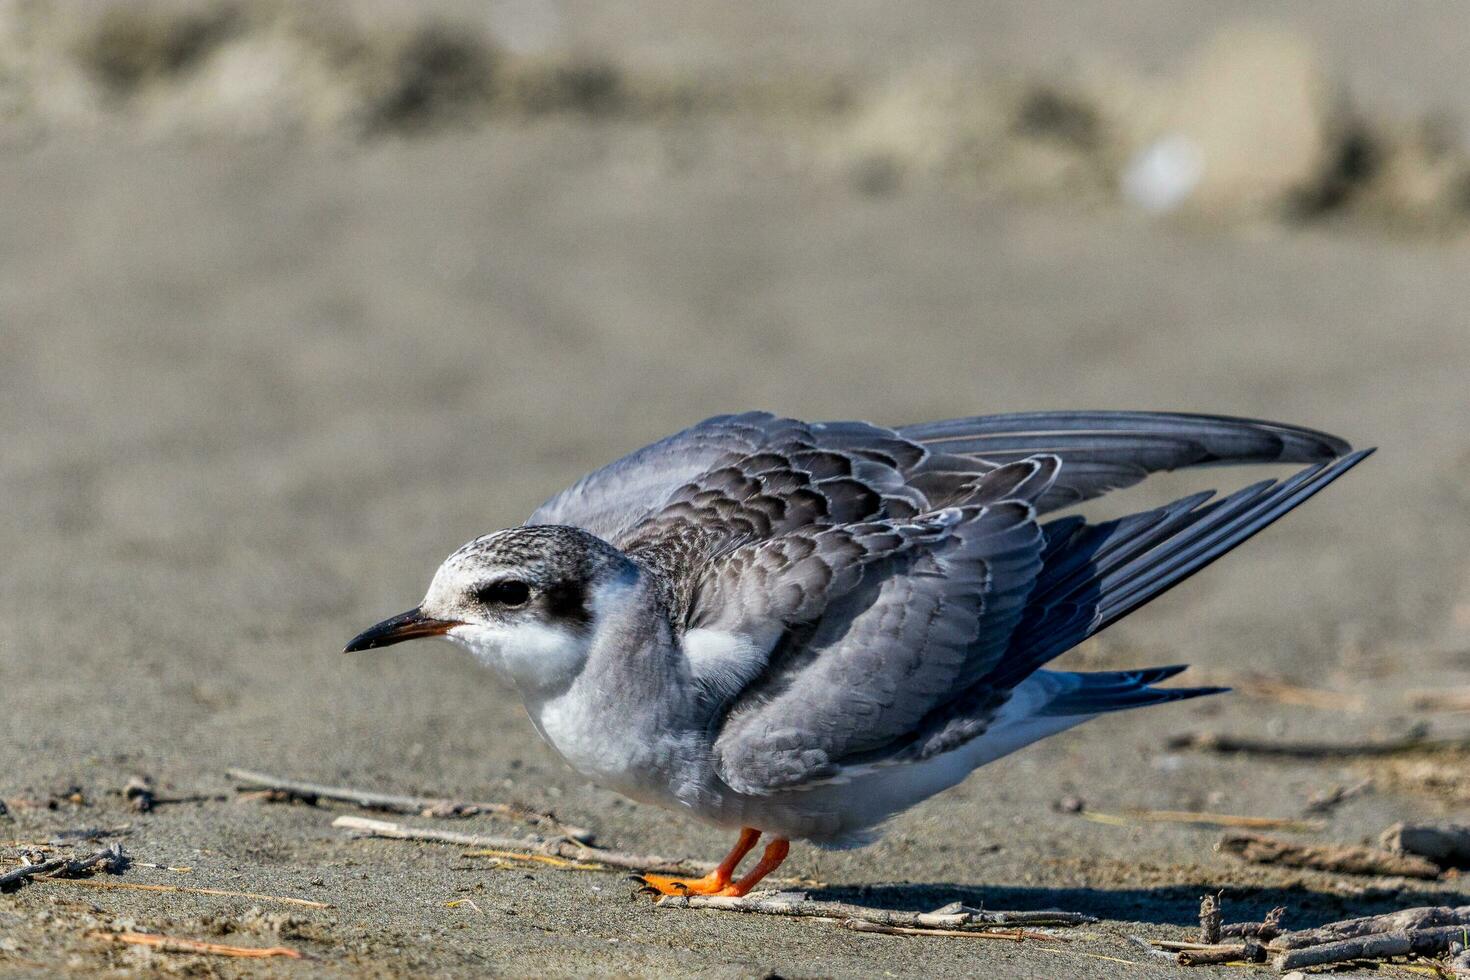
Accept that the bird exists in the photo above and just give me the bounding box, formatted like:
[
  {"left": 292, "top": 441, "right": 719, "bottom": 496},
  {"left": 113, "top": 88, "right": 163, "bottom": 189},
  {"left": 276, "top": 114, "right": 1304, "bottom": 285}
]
[{"left": 345, "top": 410, "right": 1369, "bottom": 898}]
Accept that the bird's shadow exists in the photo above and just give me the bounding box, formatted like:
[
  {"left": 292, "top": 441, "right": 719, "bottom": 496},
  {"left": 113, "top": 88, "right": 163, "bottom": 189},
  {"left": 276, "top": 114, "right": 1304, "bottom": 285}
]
[{"left": 804, "top": 881, "right": 1470, "bottom": 929}]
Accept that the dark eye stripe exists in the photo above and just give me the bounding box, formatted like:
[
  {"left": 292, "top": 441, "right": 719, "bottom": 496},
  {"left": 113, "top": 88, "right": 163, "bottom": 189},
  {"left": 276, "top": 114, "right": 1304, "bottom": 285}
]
[
  {"left": 476, "top": 580, "right": 531, "bottom": 607},
  {"left": 544, "top": 580, "right": 590, "bottom": 628}
]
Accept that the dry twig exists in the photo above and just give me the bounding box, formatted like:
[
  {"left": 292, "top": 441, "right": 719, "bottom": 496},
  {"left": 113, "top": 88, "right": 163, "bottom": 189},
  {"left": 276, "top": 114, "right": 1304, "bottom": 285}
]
[
  {"left": 461, "top": 848, "right": 606, "bottom": 871},
  {"left": 1304, "top": 778, "right": 1374, "bottom": 815},
  {"left": 38, "top": 877, "right": 331, "bottom": 909},
  {"left": 1380, "top": 822, "right": 1470, "bottom": 868},
  {"left": 229, "top": 768, "right": 591, "bottom": 841},
  {"left": 1270, "top": 905, "right": 1470, "bottom": 950},
  {"left": 1, "top": 857, "right": 66, "bottom": 890},
  {"left": 1147, "top": 908, "right": 1288, "bottom": 966},
  {"left": 334, "top": 815, "right": 713, "bottom": 875},
  {"left": 1079, "top": 809, "right": 1322, "bottom": 832},
  {"left": 1145, "top": 939, "right": 1217, "bottom": 952},
  {"left": 652, "top": 892, "right": 1095, "bottom": 933},
  {"left": 1176, "top": 941, "right": 1264, "bottom": 966},
  {"left": 1217, "top": 832, "right": 1442, "bottom": 878},
  {"left": 0, "top": 843, "right": 126, "bottom": 893},
  {"left": 841, "top": 919, "right": 1058, "bottom": 940},
  {"left": 1272, "top": 924, "right": 1470, "bottom": 971},
  {"left": 89, "top": 931, "right": 301, "bottom": 959}
]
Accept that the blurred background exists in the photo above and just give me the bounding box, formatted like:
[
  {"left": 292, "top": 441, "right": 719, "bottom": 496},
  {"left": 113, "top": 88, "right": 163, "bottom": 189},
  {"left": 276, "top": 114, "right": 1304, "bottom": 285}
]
[{"left": 3, "top": 2, "right": 1469, "bottom": 974}]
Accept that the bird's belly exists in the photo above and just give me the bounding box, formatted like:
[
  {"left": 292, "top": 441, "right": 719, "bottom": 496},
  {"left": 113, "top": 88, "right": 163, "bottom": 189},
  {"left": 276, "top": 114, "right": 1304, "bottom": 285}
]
[
  {"left": 524, "top": 677, "right": 1090, "bottom": 845},
  {"left": 527, "top": 691, "right": 709, "bottom": 812}
]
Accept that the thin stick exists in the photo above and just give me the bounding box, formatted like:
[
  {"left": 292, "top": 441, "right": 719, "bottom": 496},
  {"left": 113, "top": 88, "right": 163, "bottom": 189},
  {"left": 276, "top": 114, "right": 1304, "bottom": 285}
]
[
  {"left": 1166, "top": 729, "right": 1470, "bottom": 758},
  {"left": 461, "top": 848, "right": 607, "bottom": 871},
  {"left": 652, "top": 893, "right": 1096, "bottom": 930},
  {"left": 1148, "top": 939, "right": 1222, "bottom": 952},
  {"left": 0, "top": 857, "right": 66, "bottom": 890},
  {"left": 842, "top": 919, "right": 1058, "bottom": 941},
  {"left": 1273, "top": 925, "right": 1470, "bottom": 971},
  {"left": 1177, "top": 942, "right": 1262, "bottom": 966},
  {"left": 1303, "top": 778, "right": 1373, "bottom": 815},
  {"left": 89, "top": 931, "right": 301, "bottom": 959},
  {"left": 1146, "top": 937, "right": 1268, "bottom": 965},
  {"left": 36, "top": 877, "right": 332, "bottom": 909},
  {"left": 1217, "top": 832, "right": 1442, "bottom": 879},
  {"left": 1080, "top": 809, "right": 1322, "bottom": 832},
  {"left": 333, "top": 815, "right": 714, "bottom": 875},
  {"left": 228, "top": 768, "right": 592, "bottom": 841},
  {"left": 1270, "top": 905, "right": 1470, "bottom": 950}
]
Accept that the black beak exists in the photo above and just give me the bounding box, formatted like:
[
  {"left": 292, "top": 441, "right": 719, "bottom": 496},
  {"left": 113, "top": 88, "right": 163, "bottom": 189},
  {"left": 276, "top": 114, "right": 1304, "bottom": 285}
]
[{"left": 343, "top": 607, "right": 459, "bottom": 653}]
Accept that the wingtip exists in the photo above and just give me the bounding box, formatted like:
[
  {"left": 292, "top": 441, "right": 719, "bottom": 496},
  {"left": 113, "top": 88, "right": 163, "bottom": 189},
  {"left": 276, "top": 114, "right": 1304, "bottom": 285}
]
[
  {"left": 1154, "top": 684, "right": 1231, "bottom": 703},
  {"left": 1325, "top": 446, "right": 1375, "bottom": 472}
]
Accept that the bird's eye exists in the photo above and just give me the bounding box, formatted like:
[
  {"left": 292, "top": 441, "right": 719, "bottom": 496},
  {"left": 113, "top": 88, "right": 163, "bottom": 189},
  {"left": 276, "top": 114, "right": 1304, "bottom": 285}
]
[{"left": 476, "top": 580, "right": 531, "bottom": 607}]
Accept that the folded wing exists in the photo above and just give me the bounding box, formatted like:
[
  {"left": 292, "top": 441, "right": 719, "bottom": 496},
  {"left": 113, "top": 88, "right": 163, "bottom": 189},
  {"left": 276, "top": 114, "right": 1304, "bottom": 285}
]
[
  {"left": 531, "top": 410, "right": 1352, "bottom": 541},
  {"left": 703, "top": 464, "right": 1056, "bottom": 794}
]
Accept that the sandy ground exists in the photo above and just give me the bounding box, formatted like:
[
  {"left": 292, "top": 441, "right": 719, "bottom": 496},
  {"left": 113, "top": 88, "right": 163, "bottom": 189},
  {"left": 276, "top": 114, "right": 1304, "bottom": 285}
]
[{"left": 4, "top": 4, "right": 1470, "bottom": 978}]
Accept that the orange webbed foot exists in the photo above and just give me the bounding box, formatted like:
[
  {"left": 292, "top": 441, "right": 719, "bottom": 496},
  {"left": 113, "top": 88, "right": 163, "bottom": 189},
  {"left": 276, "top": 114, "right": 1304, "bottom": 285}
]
[
  {"left": 633, "top": 871, "right": 733, "bottom": 897},
  {"left": 635, "top": 834, "right": 789, "bottom": 900}
]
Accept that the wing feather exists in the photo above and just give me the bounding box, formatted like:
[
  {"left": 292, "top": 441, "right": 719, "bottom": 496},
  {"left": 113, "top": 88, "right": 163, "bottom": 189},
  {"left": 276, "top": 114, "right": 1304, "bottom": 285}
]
[
  {"left": 897, "top": 410, "right": 1349, "bottom": 511},
  {"left": 708, "top": 466, "right": 1052, "bottom": 794}
]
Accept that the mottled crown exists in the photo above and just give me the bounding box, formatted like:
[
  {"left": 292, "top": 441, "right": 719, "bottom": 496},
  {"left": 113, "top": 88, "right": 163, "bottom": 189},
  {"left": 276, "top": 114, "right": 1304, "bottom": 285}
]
[
  {"left": 421, "top": 524, "right": 638, "bottom": 630},
  {"left": 442, "top": 524, "right": 631, "bottom": 586}
]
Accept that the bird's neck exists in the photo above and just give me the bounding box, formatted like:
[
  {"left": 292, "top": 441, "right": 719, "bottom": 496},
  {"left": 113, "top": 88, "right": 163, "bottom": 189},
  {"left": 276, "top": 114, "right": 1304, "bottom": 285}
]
[{"left": 521, "top": 573, "right": 703, "bottom": 794}]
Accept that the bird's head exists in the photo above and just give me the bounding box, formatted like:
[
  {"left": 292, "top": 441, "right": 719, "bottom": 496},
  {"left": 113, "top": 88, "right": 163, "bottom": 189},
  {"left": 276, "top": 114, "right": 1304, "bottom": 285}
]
[{"left": 344, "top": 525, "right": 640, "bottom": 694}]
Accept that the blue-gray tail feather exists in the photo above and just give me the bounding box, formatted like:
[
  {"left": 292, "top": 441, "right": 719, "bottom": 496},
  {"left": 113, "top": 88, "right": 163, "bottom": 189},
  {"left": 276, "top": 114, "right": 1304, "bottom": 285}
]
[
  {"left": 983, "top": 449, "right": 1372, "bottom": 692},
  {"left": 1039, "top": 666, "right": 1229, "bottom": 717}
]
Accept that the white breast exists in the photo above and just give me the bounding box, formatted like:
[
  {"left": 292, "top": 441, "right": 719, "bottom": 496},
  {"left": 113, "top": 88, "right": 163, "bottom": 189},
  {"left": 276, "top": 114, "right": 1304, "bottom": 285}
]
[{"left": 682, "top": 627, "right": 772, "bottom": 700}]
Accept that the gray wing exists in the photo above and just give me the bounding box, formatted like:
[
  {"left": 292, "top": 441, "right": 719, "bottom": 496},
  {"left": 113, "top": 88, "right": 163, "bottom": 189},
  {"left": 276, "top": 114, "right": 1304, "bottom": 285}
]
[
  {"left": 531, "top": 410, "right": 1350, "bottom": 543},
  {"left": 705, "top": 461, "right": 1056, "bottom": 794},
  {"left": 896, "top": 410, "right": 1349, "bottom": 512}
]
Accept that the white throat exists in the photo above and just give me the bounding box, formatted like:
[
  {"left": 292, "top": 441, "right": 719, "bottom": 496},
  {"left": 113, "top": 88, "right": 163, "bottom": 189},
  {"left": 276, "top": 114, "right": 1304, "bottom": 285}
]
[{"left": 446, "top": 621, "right": 588, "bottom": 693}]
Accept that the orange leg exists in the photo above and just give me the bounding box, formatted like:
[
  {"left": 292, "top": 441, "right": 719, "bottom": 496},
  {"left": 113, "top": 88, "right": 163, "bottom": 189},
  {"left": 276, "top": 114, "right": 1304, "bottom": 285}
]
[
  {"left": 722, "top": 837, "right": 789, "bottom": 897},
  {"left": 636, "top": 827, "right": 760, "bottom": 897}
]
